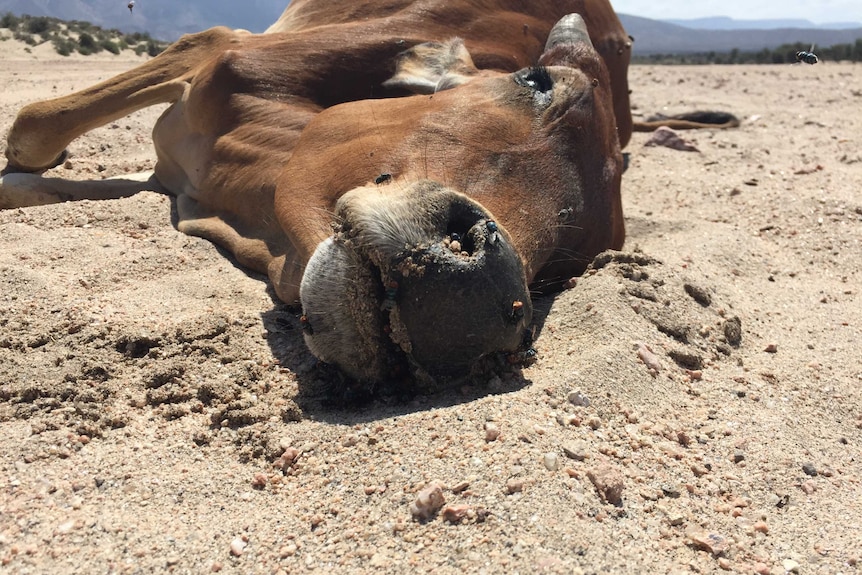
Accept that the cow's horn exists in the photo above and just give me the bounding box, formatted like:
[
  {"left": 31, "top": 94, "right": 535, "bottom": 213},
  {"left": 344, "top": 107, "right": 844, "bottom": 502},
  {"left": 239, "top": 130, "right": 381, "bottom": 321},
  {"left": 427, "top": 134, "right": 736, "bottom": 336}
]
[{"left": 545, "top": 14, "right": 593, "bottom": 51}]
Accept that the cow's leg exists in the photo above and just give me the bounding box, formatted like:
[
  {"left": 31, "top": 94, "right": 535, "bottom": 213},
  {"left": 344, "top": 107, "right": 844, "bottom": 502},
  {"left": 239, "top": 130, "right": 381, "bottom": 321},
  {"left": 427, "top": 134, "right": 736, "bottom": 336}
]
[
  {"left": 0, "top": 171, "right": 163, "bottom": 209},
  {"left": 2, "top": 27, "right": 240, "bottom": 176}
]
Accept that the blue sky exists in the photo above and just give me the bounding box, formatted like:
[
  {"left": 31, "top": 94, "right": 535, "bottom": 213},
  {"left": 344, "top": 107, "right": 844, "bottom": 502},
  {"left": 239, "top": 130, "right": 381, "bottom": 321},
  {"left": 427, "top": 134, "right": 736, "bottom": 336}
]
[{"left": 611, "top": 0, "right": 860, "bottom": 24}]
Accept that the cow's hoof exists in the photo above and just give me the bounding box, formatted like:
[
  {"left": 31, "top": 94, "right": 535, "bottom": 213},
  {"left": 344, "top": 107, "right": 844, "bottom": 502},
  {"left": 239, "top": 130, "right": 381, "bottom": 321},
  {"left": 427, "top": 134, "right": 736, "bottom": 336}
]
[{"left": 1, "top": 149, "right": 69, "bottom": 176}]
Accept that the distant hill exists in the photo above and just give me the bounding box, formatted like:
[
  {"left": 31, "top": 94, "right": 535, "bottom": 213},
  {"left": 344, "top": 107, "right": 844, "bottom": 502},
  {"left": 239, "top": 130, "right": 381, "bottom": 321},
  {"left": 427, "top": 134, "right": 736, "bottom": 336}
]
[
  {"left": 664, "top": 16, "right": 862, "bottom": 31},
  {"left": 619, "top": 14, "right": 862, "bottom": 55},
  {"left": 0, "top": 0, "right": 285, "bottom": 40}
]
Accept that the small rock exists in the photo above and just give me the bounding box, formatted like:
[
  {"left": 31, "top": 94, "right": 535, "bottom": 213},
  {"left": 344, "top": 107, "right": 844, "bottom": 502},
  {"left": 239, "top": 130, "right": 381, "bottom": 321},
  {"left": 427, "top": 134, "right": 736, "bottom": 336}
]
[
  {"left": 251, "top": 473, "right": 267, "bottom": 489},
  {"left": 410, "top": 482, "right": 445, "bottom": 521},
  {"left": 687, "top": 530, "right": 728, "bottom": 556},
  {"left": 802, "top": 463, "right": 818, "bottom": 476},
  {"left": 722, "top": 316, "right": 742, "bottom": 345},
  {"left": 567, "top": 390, "right": 591, "bottom": 407},
  {"left": 661, "top": 484, "right": 682, "bottom": 499},
  {"left": 800, "top": 480, "right": 817, "bottom": 494},
  {"left": 764, "top": 343, "right": 778, "bottom": 353},
  {"left": 341, "top": 434, "right": 359, "bottom": 447},
  {"left": 684, "top": 282, "right": 712, "bottom": 306},
  {"left": 644, "top": 126, "right": 700, "bottom": 152},
  {"left": 543, "top": 452, "right": 559, "bottom": 471},
  {"left": 556, "top": 413, "right": 580, "bottom": 426},
  {"left": 586, "top": 465, "right": 624, "bottom": 506},
  {"left": 733, "top": 451, "right": 745, "bottom": 463},
  {"left": 782, "top": 559, "right": 800, "bottom": 573},
  {"left": 230, "top": 537, "right": 247, "bottom": 556},
  {"left": 441, "top": 504, "right": 473, "bottom": 524},
  {"left": 636, "top": 342, "right": 662, "bottom": 375},
  {"left": 753, "top": 521, "right": 769, "bottom": 534},
  {"left": 484, "top": 422, "right": 501, "bottom": 442},
  {"left": 667, "top": 512, "right": 685, "bottom": 526},
  {"left": 562, "top": 441, "right": 588, "bottom": 461},
  {"left": 450, "top": 480, "right": 470, "bottom": 493},
  {"left": 506, "top": 478, "right": 525, "bottom": 494}
]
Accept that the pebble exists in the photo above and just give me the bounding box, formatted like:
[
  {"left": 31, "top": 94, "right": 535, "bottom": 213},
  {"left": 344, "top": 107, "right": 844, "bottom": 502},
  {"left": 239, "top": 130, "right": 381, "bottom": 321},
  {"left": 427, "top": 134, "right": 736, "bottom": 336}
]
[
  {"left": 636, "top": 342, "right": 663, "bottom": 374},
  {"left": 567, "top": 390, "right": 591, "bottom": 407},
  {"left": 733, "top": 451, "right": 745, "bottom": 463},
  {"left": 251, "top": 473, "right": 267, "bottom": 489},
  {"left": 562, "top": 441, "right": 588, "bottom": 461},
  {"left": 800, "top": 480, "right": 817, "bottom": 494},
  {"left": 667, "top": 511, "right": 685, "bottom": 526},
  {"left": 556, "top": 413, "right": 580, "bottom": 427},
  {"left": 506, "top": 478, "right": 525, "bottom": 494},
  {"left": 230, "top": 537, "right": 247, "bottom": 556},
  {"left": 661, "top": 484, "right": 682, "bottom": 499},
  {"left": 801, "top": 463, "right": 818, "bottom": 476},
  {"left": 441, "top": 504, "right": 473, "bottom": 524},
  {"left": 753, "top": 521, "right": 769, "bottom": 534},
  {"left": 341, "top": 434, "right": 359, "bottom": 447},
  {"left": 484, "top": 422, "right": 501, "bottom": 442},
  {"left": 687, "top": 530, "right": 728, "bottom": 556},
  {"left": 543, "top": 452, "right": 559, "bottom": 471},
  {"left": 764, "top": 343, "right": 778, "bottom": 353},
  {"left": 410, "top": 482, "right": 445, "bottom": 521},
  {"left": 782, "top": 559, "right": 800, "bottom": 573},
  {"left": 586, "top": 465, "right": 624, "bottom": 506}
]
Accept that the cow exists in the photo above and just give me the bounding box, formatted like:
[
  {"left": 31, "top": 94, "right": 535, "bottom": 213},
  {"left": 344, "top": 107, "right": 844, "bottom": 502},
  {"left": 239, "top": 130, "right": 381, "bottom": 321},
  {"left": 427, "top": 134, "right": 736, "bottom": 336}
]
[{"left": 1, "top": 0, "right": 631, "bottom": 386}]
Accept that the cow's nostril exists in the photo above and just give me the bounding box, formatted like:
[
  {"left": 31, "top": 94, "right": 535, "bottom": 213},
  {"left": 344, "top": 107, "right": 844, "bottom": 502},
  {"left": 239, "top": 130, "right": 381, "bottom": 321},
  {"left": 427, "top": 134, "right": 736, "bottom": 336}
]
[{"left": 444, "top": 200, "right": 487, "bottom": 256}]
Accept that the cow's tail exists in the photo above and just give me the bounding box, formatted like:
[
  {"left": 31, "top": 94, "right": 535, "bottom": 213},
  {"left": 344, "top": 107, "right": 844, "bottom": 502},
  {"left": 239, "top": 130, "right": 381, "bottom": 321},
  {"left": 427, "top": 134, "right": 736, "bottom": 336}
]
[{"left": 633, "top": 111, "right": 740, "bottom": 132}]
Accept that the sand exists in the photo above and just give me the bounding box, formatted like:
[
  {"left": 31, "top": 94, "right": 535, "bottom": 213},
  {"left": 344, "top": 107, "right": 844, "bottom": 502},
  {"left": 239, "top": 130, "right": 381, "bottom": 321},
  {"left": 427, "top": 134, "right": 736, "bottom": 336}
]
[{"left": 1, "top": 37, "right": 861, "bottom": 574}]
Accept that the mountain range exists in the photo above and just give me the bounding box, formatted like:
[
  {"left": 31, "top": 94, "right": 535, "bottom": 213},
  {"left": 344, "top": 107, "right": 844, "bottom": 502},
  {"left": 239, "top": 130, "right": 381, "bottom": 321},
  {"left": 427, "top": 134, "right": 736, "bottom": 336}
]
[
  {"left": 619, "top": 14, "right": 862, "bottom": 54},
  {"left": 1, "top": 1, "right": 861, "bottom": 55}
]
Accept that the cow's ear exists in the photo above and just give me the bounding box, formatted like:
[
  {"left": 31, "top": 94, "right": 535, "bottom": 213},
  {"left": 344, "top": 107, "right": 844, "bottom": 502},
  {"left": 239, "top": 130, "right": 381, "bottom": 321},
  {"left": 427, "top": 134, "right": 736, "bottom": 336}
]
[{"left": 383, "top": 38, "right": 479, "bottom": 94}]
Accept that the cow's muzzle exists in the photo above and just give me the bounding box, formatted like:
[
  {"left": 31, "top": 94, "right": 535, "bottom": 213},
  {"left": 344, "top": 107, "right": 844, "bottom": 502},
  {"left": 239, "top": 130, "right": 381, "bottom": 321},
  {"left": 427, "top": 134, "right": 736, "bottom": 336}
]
[{"left": 299, "top": 180, "right": 532, "bottom": 385}]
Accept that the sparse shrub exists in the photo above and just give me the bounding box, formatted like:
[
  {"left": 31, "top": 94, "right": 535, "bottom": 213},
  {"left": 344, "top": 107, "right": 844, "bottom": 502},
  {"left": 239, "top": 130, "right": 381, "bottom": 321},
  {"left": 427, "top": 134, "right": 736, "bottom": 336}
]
[
  {"left": 100, "top": 38, "right": 120, "bottom": 54},
  {"left": 26, "top": 16, "right": 50, "bottom": 35},
  {"left": 14, "top": 31, "right": 37, "bottom": 46},
  {"left": 1, "top": 12, "right": 20, "bottom": 29},
  {"left": 146, "top": 40, "right": 162, "bottom": 57},
  {"left": 77, "top": 31, "right": 102, "bottom": 55},
  {"left": 52, "top": 35, "right": 74, "bottom": 56}
]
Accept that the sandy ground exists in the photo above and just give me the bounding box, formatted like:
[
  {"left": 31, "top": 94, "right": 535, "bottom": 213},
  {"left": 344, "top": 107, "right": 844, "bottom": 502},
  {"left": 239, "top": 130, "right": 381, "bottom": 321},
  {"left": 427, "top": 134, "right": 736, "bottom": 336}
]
[{"left": 1, "top": 37, "right": 861, "bottom": 575}]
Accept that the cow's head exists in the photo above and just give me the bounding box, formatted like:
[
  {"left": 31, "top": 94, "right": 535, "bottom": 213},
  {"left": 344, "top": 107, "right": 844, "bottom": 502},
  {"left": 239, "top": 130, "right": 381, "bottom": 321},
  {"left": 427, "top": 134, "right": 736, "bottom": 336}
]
[{"left": 279, "top": 15, "right": 624, "bottom": 384}]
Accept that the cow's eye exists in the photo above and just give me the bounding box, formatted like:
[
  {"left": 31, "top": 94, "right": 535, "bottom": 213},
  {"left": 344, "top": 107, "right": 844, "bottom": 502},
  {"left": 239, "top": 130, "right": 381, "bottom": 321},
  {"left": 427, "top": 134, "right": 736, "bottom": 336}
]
[{"left": 514, "top": 67, "right": 554, "bottom": 94}]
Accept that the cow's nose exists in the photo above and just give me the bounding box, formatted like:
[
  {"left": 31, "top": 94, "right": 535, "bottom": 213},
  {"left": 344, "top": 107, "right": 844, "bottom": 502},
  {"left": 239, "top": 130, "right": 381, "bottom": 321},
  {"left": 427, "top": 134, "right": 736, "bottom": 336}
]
[
  {"left": 389, "top": 208, "right": 532, "bottom": 376},
  {"left": 299, "top": 182, "right": 532, "bottom": 384}
]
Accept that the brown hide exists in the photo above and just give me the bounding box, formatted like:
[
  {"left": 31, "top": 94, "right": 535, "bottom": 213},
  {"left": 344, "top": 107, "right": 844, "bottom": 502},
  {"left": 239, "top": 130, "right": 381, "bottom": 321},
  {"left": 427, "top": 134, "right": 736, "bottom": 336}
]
[{"left": 267, "top": 0, "right": 633, "bottom": 147}]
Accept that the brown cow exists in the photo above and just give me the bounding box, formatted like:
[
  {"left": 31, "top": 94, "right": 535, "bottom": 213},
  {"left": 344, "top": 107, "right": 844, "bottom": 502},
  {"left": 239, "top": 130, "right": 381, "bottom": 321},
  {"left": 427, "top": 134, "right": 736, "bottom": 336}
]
[{"left": 1, "top": 1, "right": 629, "bottom": 385}]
